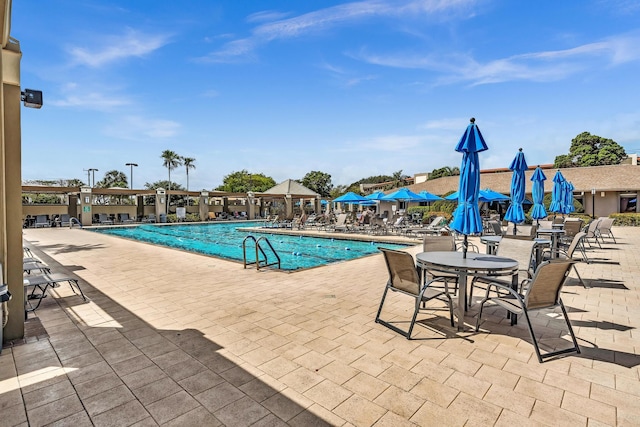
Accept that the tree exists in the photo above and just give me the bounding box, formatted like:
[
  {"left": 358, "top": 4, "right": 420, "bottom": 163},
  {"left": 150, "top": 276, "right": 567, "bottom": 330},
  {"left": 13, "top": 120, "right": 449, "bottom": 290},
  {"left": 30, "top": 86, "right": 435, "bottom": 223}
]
[
  {"left": 428, "top": 166, "right": 460, "bottom": 180},
  {"left": 144, "top": 180, "right": 186, "bottom": 206},
  {"left": 96, "top": 170, "right": 128, "bottom": 188},
  {"left": 161, "top": 150, "right": 182, "bottom": 191},
  {"left": 182, "top": 157, "right": 196, "bottom": 191},
  {"left": 392, "top": 170, "right": 404, "bottom": 188},
  {"left": 215, "top": 170, "right": 276, "bottom": 193},
  {"left": 554, "top": 132, "right": 627, "bottom": 168},
  {"left": 300, "top": 171, "right": 333, "bottom": 197}
]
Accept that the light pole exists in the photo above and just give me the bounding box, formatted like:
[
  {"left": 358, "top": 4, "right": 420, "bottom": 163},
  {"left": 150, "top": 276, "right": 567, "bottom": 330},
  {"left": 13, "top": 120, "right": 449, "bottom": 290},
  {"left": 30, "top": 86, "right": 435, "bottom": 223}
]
[
  {"left": 125, "top": 163, "right": 138, "bottom": 189},
  {"left": 591, "top": 188, "right": 596, "bottom": 218},
  {"left": 88, "top": 168, "right": 98, "bottom": 187}
]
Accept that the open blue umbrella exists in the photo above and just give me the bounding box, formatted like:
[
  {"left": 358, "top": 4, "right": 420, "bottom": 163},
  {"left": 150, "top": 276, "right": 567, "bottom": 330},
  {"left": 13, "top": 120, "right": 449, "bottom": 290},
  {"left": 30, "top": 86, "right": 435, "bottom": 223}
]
[
  {"left": 365, "top": 191, "right": 386, "bottom": 200},
  {"left": 530, "top": 166, "right": 547, "bottom": 222},
  {"left": 549, "top": 170, "right": 566, "bottom": 214},
  {"left": 446, "top": 189, "right": 507, "bottom": 203},
  {"left": 381, "top": 187, "right": 425, "bottom": 202},
  {"left": 563, "top": 181, "right": 575, "bottom": 214},
  {"left": 451, "top": 118, "right": 488, "bottom": 258},
  {"left": 418, "top": 190, "right": 443, "bottom": 202},
  {"left": 333, "top": 191, "right": 368, "bottom": 204},
  {"left": 504, "top": 148, "right": 528, "bottom": 233},
  {"left": 480, "top": 188, "right": 509, "bottom": 202}
]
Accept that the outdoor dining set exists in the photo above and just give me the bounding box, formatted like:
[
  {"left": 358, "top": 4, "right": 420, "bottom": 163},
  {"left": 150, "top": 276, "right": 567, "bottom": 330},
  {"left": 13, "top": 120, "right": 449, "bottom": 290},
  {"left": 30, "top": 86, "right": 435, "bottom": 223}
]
[{"left": 373, "top": 119, "right": 616, "bottom": 363}]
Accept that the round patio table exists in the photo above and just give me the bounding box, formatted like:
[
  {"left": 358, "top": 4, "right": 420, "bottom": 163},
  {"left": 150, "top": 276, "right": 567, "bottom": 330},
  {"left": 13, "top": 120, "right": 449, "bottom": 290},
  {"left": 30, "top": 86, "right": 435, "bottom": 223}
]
[{"left": 416, "top": 251, "right": 518, "bottom": 331}]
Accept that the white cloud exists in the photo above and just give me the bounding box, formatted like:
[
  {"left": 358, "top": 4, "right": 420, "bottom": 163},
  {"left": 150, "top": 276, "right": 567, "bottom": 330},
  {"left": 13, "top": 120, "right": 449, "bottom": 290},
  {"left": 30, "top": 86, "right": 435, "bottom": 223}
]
[
  {"left": 356, "top": 30, "right": 640, "bottom": 86},
  {"left": 202, "top": 0, "right": 477, "bottom": 61},
  {"left": 50, "top": 92, "right": 130, "bottom": 110},
  {"left": 67, "top": 29, "right": 171, "bottom": 68},
  {"left": 104, "top": 116, "right": 181, "bottom": 140}
]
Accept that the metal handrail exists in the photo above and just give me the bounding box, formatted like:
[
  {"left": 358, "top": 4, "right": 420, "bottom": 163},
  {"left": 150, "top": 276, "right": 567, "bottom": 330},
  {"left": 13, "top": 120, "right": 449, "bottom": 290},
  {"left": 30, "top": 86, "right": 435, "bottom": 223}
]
[
  {"left": 255, "top": 237, "right": 281, "bottom": 270},
  {"left": 242, "top": 235, "right": 280, "bottom": 270}
]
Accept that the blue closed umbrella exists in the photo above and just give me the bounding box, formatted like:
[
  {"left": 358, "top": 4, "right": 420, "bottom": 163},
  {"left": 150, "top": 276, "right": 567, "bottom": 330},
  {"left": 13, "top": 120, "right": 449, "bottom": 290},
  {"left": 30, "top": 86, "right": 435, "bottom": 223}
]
[
  {"left": 563, "top": 181, "right": 575, "bottom": 214},
  {"left": 381, "top": 187, "right": 426, "bottom": 202},
  {"left": 549, "top": 171, "right": 566, "bottom": 214},
  {"left": 530, "top": 166, "right": 547, "bottom": 222},
  {"left": 451, "top": 118, "right": 488, "bottom": 258},
  {"left": 332, "top": 191, "right": 368, "bottom": 204},
  {"left": 504, "top": 148, "right": 528, "bottom": 232}
]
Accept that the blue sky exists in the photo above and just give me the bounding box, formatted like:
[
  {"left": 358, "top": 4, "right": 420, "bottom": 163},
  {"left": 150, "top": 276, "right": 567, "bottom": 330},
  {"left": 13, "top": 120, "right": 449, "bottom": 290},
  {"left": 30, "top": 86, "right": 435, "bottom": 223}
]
[{"left": 14, "top": 0, "right": 640, "bottom": 191}]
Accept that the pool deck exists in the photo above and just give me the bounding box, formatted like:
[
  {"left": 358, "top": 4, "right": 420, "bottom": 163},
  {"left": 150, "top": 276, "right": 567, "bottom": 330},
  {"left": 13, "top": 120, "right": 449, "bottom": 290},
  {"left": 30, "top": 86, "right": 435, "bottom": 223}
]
[{"left": 2, "top": 226, "right": 639, "bottom": 426}]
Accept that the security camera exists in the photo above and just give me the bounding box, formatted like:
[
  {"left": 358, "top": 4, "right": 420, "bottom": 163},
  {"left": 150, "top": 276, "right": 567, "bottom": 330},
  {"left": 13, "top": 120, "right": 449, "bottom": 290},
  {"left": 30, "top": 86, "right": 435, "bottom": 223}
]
[{"left": 21, "top": 89, "right": 43, "bottom": 109}]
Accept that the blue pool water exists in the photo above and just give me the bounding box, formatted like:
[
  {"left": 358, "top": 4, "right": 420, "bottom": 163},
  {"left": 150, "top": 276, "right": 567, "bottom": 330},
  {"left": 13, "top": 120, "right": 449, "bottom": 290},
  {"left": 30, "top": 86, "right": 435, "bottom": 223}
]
[{"left": 91, "top": 222, "right": 410, "bottom": 271}]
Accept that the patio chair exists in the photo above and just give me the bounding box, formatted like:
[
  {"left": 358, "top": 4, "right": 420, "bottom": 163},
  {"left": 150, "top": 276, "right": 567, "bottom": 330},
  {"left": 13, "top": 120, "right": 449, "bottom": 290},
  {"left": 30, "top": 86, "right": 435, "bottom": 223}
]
[
  {"left": 596, "top": 217, "right": 616, "bottom": 243},
  {"left": 488, "top": 220, "right": 504, "bottom": 236},
  {"left": 475, "top": 260, "right": 580, "bottom": 363},
  {"left": 583, "top": 218, "right": 602, "bottom": 248},
  {"left": 542, "top": 231, "right": 589, "bottom": 288},
  {"left": 34, "top": 215, "right": 50, "bottom": 228},
  {"left": 118, "top": 213, "right": 135, "bottom": 224},
  {"left": 24, "top": 272, "right": 89, "bottom": 315},
  {"left": 326, "top": 213, "right": 349, "bottom": 232},
  {"left": 98, "top": 213, "right": 114, "bottom": 225},
  {"left": 422, "top": 235, "right": 460, "bottom": 295},
  {"left": 469, "top": 236, "right": 538, "bottom": 307},
  {"left": 560, "top": 219, "right": 583, "bottom": 247},
  {"left": 537, "top": 220, "right": 553, "bottom": 229},
  {"left": 375, "top": 248, "right": 453, "bottom": 339},
  {"left": 58, "top": 214, "right": 71, "bottom": 227}
]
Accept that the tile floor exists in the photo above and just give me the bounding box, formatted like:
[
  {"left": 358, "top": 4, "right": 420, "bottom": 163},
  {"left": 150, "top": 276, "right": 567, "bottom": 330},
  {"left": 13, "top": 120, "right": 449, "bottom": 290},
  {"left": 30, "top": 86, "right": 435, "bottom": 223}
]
[{"left": 0, "top": 225, "right": 638, "bottom": 426}]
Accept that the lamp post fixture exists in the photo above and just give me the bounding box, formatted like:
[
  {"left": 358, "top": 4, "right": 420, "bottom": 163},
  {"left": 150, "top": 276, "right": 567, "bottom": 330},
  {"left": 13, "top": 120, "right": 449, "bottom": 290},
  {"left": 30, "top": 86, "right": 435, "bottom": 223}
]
[
  {"left": 591, "top": 188, "right": 596, "bottom": 218},
  {"left": 88, "top": 168, "right": 98, "bottom": 187},
  {"left": 125, "top": 163, "right": 138, "bottom": 189}
]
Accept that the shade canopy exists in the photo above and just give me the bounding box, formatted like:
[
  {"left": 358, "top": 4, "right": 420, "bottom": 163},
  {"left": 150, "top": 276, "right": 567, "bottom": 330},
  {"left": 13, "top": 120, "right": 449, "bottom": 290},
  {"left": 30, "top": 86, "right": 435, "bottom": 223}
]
[
  {"left": 549, "top": 170, "right": 566, "bottom": 213},
  {"left": 332, "top": 191, "right": 368, "bottom": 203},
  {"left": 381, "top": 188, "right": 425, "bottom": 202},
  {"left": 504, "top": 148, "right": 528, "bottom": 225},
  {"left": 530, "top": 166, "right": 548, "bottom": 220},
  {"left": 450, "top": 118, "right": 489, "bottom": 258}
]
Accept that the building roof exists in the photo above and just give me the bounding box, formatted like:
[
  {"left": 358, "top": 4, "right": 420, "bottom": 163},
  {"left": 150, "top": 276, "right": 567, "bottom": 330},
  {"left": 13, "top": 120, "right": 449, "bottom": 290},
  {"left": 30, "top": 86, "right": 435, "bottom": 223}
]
[
  {"left": 409, "top": 163, "right": 640, "bottom": 196},
  {"left": 263, "top": 179, "right": 319, "bottom": 197}
]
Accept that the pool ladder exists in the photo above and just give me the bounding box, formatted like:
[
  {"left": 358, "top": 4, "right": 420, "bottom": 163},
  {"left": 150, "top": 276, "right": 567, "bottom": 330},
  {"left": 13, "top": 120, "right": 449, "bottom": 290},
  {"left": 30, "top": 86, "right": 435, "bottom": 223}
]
[{"left": 242, "top": 236, "right": 281, "bottom": 270}]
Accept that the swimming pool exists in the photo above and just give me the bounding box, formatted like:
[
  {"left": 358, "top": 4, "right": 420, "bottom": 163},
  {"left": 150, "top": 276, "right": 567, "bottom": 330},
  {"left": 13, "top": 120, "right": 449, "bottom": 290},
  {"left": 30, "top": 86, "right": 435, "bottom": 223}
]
[{"left": 91, "top": 222, "right": 411, "bottom": 271}]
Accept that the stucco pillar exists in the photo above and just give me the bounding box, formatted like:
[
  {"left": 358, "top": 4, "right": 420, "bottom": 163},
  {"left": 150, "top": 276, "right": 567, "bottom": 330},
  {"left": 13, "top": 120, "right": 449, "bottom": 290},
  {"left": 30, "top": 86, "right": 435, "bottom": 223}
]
[
  {"left": 79, "top": 186, "right": 92, "bottom": 226},
  {"left": 136, "top": 195, "right": 144, "bottom": 221},
  {"left": 1, "top": 20, "right": 24, "bottom": 340},
  {"left": 285, "top": 195, "right": 293, "bottom": 220},
  {"left": 155, "top": 188, "right": 166, "bottom": 220},
  {"left": 199, "top": 191, "right": 209, "bottom": 221},
  {"left": 247, "top": 192, "right": 256, "bottom": 219},
  {"left": 68, "top": 194, "right": 78, "bottom": 219}
]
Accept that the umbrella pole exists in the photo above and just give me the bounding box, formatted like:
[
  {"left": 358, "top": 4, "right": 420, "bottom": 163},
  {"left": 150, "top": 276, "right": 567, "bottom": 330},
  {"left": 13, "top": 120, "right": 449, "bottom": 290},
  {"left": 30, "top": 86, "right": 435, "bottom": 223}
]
[
  {"left": 462, "top": 235, "right": 468, "bottom": 259},
  {"left": 513, "top": 223, "right": 517, "bottom": 235}
]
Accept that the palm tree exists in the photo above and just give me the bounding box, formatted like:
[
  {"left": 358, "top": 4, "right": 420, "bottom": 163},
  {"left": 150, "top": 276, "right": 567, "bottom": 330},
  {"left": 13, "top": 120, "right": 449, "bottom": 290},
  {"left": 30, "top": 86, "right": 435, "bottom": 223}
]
[
  {"left": 182, "top": 157, "right": 196, "bottom": 192},
  {"left": 161, "top": 150, "right": 182, "bottom": 192}
]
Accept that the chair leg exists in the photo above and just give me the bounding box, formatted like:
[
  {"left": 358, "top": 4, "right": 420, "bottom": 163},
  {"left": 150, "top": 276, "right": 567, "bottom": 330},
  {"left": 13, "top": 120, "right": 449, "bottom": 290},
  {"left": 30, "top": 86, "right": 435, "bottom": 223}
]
[
  {"left": 572, "top": 265, "right": 588, "bottom": 289},
  {"left": 68, "top": 279, "right": 89, "bottom": 301},
  {"left": 522, "top": 308, "right": 544, "bottom": 363},
  {"left": 560, "top": 300, "right": 581, "bottom": 355},
  {"left": 375, "top": 285, "right": 391, "bottom": 324}
]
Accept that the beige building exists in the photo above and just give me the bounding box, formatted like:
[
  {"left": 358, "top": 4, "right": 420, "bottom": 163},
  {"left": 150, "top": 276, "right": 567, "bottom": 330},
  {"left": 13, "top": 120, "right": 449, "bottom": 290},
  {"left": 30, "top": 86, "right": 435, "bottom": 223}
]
[{"left": 408, "top": 163, "right": 640, "bottom": 217}]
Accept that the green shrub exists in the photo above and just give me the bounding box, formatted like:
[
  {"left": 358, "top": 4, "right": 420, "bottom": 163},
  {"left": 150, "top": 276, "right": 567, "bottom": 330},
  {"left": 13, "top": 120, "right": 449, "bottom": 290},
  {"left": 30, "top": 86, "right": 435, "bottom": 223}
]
[{"left": 610, "top": 213, "right": 640, "bottom": 226}]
